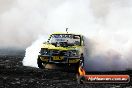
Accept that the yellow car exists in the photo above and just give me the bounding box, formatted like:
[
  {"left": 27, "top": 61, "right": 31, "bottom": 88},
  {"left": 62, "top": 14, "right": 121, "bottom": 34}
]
[{"left": 37, "top": 32, "right": 85, "bottom": 72}]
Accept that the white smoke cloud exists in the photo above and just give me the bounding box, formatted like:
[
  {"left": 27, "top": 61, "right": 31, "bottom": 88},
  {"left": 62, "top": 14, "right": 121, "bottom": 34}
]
[
  {"left": 1, "top": 0, "right": 132, "bottom": 71},
  {"left": 0, "top": 0, "right": 65, "bottom": 48},
  {"left": 22, "top": 35, "right": 47, "bottom": 67}
]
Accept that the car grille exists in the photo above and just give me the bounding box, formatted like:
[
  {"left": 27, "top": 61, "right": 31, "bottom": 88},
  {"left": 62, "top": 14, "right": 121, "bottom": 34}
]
[{"left": 52, "top": 50, "right": 68, "bottom": 56}]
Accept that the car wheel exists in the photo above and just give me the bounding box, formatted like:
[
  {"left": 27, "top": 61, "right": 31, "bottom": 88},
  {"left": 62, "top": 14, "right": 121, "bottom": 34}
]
[
  {"left": 37, "top": 57, "right": 44, "bottom": 69},
  {"left": 77, "top": 74, "right": 86, "bottom": 84}
]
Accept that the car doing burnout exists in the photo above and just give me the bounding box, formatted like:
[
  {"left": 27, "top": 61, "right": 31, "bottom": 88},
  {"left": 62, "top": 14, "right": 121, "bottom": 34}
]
[{"left": 37, "top": 32, "right": 85, "bottom": 72}]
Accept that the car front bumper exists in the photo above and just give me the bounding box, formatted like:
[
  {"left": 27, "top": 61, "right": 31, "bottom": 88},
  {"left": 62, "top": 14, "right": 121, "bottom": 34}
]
[{"left": 38, "top": 55, "right": 80, "bottom": 64}]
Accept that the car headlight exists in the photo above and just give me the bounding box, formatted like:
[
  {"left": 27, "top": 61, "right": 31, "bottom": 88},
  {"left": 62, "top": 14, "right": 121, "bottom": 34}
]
[
  {"left": 40, "top": 48, "right": 49, "bottom": 55},
  {"left": 69, "top": 50, "right": 78, "bottom": 57}
]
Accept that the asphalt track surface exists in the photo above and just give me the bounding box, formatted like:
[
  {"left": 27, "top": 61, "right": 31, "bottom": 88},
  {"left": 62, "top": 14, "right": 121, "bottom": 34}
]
[{"left": 0, "top": 49, "right": 132, "bottom": 88}]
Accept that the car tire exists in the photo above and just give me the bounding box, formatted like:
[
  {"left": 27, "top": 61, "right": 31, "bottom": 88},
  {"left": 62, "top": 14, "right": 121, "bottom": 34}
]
[
  {"left": 37, "top": 57, "right": 44, "bottom": 69},
  {"left": 77, "top": 75, "right": 86, "bottom": 84}
]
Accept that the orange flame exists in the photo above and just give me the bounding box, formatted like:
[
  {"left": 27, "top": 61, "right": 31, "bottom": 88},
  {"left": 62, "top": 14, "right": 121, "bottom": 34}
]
[{"left": 78, "top": 66, "right": 86, "bottom": 76}]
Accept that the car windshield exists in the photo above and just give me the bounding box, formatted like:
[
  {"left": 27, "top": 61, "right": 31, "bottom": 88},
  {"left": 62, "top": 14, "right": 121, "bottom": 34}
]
[{"left": 48, "top": 34, "right": 81, "bottom": 46}]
